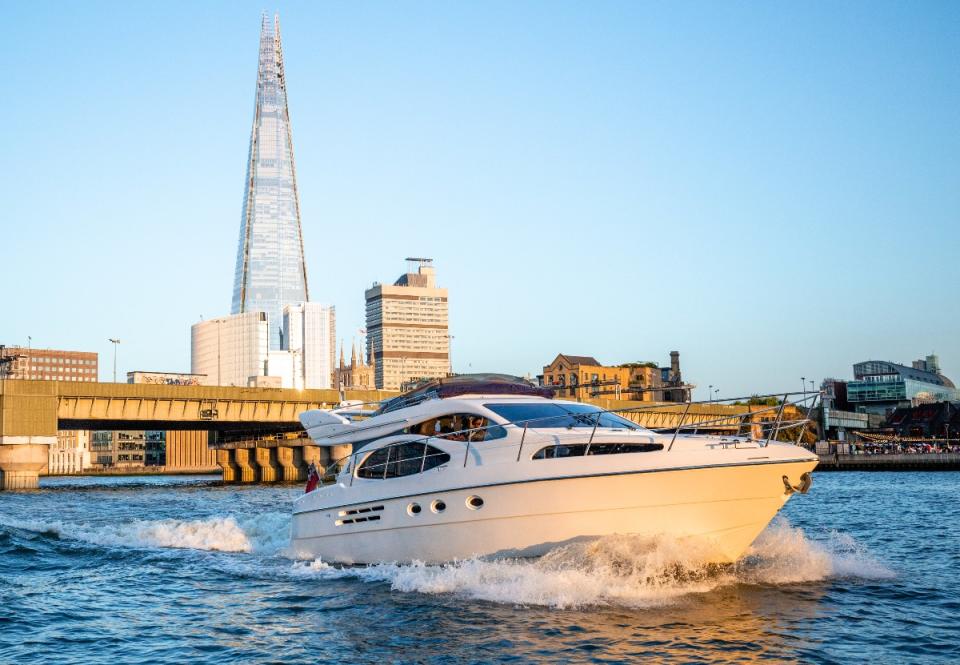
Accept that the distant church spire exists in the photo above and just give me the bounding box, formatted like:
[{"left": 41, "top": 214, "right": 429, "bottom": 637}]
[
  {"left": 231, "top": 13, "right": 309, "bottom": 349},
  {"left": 339, "top": 342, "right": 345, "bottom": 370}
]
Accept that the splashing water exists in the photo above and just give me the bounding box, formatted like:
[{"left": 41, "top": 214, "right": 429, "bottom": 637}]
[
  {"left": 1, "top": 508, "right": 893, "bottom": 610},
  {"left": 293, "top": 518, "right": 894, "bottom": 609},
  {"left": 0, "top": 512, "right": 290, "bottom": 554}
]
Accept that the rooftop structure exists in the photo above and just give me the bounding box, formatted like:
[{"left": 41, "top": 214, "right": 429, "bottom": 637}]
[{"left": 232, "top": 13, "right": 309, "bottom": 349}]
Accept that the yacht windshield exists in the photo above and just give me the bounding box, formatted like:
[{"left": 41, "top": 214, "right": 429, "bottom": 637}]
[{"left": 484, "top": 403, "right": 645, "bottom": 431}]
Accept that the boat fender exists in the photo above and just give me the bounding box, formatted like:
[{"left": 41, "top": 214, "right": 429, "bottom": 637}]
[{"left": 782, "top": 472, "right": 812, "bottom": 495}]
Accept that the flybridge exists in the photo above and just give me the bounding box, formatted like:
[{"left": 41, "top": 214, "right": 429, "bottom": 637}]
[{"left": 375, "top": 374, "right": 552, "bottom": 416}]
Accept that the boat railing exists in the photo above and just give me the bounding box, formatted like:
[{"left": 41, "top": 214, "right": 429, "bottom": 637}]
[{"left": 312, "top": 390, "right": 821, "bottom": 488}]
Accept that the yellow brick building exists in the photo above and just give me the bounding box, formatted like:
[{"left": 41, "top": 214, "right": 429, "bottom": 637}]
[{"left": 542, "top": 354, "right": 668, "bottom": 402}]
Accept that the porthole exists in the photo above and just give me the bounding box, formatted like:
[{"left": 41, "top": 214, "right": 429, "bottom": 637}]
[
  {"left": 431, "top": 499, "right": 446, "bottom": 513},
  {"left": 466, "top": 495, "right": 484, "bottom": 510},
  {"left": 407, "top": 503, "right": 422, "bottom": 516}
]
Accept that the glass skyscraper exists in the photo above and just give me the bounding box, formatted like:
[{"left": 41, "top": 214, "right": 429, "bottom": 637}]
[{"left": 232, "top": 14, "right": 309, "bottom": 350}]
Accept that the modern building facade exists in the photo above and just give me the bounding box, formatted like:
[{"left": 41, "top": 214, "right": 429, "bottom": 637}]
[
  {"left": 844, "top": 355, "right": 958, "bottom": 415},
  {"left": 283, "top": 302, "right": 336, "bottom": 389},
  {"left": 365, "top": 259, "right": 450, "bottom": 391},
  {"left": 192, "top": 312, "right": 271, "bottom": 386},
  {"left": 232, "top": 13, "right": 309, "bottom": 350}
]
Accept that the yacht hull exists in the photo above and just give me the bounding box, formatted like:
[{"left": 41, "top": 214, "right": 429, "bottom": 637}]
[{"left": 290, "top": 459, "right": 816, "bottom": 565}]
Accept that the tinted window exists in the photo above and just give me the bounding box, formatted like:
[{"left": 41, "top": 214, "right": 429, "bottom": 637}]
[
  {"left": 485, "top": 403, "right": 643, "bottom": 431},
  {"left": 357, "top": 442, "right": 451, "bottom": 479},
  {"left": 532, "top": 442, "right": 663, "bottom": 459},
  {"left": 406, "top": 414, "right": 506, "bottom": 441}
]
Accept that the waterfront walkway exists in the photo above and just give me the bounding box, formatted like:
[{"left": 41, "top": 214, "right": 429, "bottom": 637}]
[{"left": 817, "top": 452, "right": 960, "bottom": 471}]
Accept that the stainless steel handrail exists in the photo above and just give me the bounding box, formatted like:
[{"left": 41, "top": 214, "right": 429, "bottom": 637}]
[{"left": 310, "top": 390, "right": 822, "bottom": 488}]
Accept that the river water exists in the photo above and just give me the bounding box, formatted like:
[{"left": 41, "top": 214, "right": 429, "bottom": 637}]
[{"left": 1, "top": 472, "right": 957, "bottom": 664}]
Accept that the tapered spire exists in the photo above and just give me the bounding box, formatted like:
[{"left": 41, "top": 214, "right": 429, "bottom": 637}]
[{"left": 231, "top": 13, "right": 309, "bottom": 350}]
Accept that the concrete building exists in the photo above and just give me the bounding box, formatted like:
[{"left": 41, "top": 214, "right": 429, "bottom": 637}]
[
  {"left": 335, "top": 341, "right": 376, "bottom": 391},
  {"left": 365, "top": 259, "right": 450, "bottom": 391},
  {"left": 0, "top": 346, "right": 98, "bottom": 382},
  {"left": 283, "top": 302, "right": 336, "bottom": 389},
  {"left": 541, "top": 352, "right": 688, "bottom": 402},
  {"left": 126, "top": 371, "right": 205, "bottom": 386},
  {"left": 192, "top": 312, "right": 271, "bottom": 386},
  {"left": 232, "top": 14, "right": 309, "bottom": 350},
  {"left": 0, "top": 345, "right": 98, "bottom": 475}
]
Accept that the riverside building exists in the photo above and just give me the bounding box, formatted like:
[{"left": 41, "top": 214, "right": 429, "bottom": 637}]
[
  {"left": 844, "top": 355, "right": 958, "bottom": 416},
  {"left": 0, "top": 345, "right": 97, "bottom": 474},
  {"left": 541, "top": 352, "right": 688, "bottom": 402},
  {"left": 365, "top": 259, "right": 450, "bottom": 391}
]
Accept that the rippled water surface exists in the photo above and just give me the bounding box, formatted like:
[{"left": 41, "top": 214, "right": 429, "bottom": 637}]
[{"left": 1, "top": 472, "right": 958, "bottom": 663}]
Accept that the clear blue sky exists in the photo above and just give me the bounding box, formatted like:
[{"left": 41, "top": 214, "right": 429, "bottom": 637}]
[{"left": 3, "top": 1, "right": 958, "bottom": 398}]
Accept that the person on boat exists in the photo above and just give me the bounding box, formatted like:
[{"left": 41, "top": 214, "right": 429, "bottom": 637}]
[
  {"left": 467, "top": 415, "right": 488, "bottom": 442},
  {"left": 305, "top": 461, "right": 320, "bottom": 493}
]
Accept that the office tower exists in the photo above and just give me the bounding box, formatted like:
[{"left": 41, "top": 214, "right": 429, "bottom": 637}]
[
  {"left": 365, "top": 259, "right": 450, "bottom": 391},
  {"left": 231, "top": 13, "right": 309, "bottom": 349}
]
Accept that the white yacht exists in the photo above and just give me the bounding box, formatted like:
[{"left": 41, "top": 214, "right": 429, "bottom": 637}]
[{"left": 290, "top": 375, "right": 817, "bottom": 565}]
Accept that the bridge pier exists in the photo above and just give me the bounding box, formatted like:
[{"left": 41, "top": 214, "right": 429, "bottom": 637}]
[
  {"left": 0, "top": 439, "right": 53, "bottom": 490},
  {"left": 217, "top": 449, "right": 240, "bottom": 483},
  {"left": 254, "top": 447, "right": 281, "bottom": 483},
  {"left": 277, "top": 447, "right": 304, "bottom": 481},
  {"left": 233, "top": 448, "right": 260, "bottom": 483}
]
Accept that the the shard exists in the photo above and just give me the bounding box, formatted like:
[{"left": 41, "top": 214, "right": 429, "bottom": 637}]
[{"left": 232, "top": 13, "right": 309, "bottom": 350}]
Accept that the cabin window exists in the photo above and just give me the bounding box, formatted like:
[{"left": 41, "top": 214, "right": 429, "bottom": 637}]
[
  {"left": 406, "top": 414, "right": 506, "bottom": 441},
  {"left": 356, "top": 442, "right": 451, "bottom": 479},
  {"left": 532, "top": 442, "right": 663, "bottom": 459},
  {"left": 485, "top": 403, "right": 646, "bottom": 431}
]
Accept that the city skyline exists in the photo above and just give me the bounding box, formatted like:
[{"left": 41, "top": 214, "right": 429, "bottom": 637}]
[{"left": 2, "top": 2, "right": 958, "bottom": 398}]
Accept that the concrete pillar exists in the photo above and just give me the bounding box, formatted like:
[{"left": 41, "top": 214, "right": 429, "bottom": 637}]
[
  {"left": 233, "top": 448, "right": 259, "bottom": 483},
  {"left": 217, "top": 449, "right": 239, "bottom": 483},
  {"left": 254, "top": 447, "right": 281, "bottom": 483},
  {"left": 0, "top": 442, "right": 52, "bottom": 490},
  {"left": 277, "top": 446, "right": 303, "bottom": 482}
]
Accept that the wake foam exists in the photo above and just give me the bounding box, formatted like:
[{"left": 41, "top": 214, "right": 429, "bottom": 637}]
[
  {"left": 293, "top": 518, "right": 894, "bottom": 609},
  {"left": 0, "top": 512, "right": 290, "bottom": 554}
]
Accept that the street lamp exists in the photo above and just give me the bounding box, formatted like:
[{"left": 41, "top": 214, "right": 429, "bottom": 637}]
[
  {"left": 108, "top": 338, "right": 121, "bottom": 383},
  {"left": 809, "top": 379, "right": 815, "bottom": 393},
  {"left": 801, "top": 376, "right": 806, "bottom": 396},
  {"left": 708, "top": 384, "right": 713, "bottom": 403},
  {"left": 448, "top": 335, "right": 455, "bottom": 376},
  {"left": 714, "top": 387, "right": 720, "bottom": 402}
]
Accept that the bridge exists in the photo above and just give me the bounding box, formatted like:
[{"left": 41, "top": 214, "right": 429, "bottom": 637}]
[
  {"left": 0, "top": 379, "right": 800, "bottom": 490},
  {"left": 0, "top": 379, "right": 391, "bottom": 489}
]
